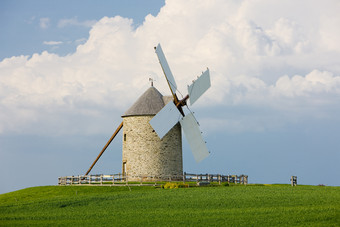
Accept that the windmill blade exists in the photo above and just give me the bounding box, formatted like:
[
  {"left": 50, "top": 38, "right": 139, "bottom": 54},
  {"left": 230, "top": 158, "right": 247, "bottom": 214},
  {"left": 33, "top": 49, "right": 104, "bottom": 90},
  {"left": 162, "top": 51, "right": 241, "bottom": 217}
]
[
  {"left": 180, "top": 113, "right": 209, "bottom": 162},
  {"left": 149, "top": 101, "right": 181, "bottom": 139},
  {"left": 188, "top": 68, "right": 211, "bottom": 106},
  {"left": 155, "top": 43, "right": 177, "bottom": 97}
]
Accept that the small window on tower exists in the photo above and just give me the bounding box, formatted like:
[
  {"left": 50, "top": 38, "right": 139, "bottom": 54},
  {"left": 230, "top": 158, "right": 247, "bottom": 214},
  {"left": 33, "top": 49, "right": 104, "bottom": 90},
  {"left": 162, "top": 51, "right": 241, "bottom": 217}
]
[{"left": 124, "top": 134, "right": 126, "bottom": 141}]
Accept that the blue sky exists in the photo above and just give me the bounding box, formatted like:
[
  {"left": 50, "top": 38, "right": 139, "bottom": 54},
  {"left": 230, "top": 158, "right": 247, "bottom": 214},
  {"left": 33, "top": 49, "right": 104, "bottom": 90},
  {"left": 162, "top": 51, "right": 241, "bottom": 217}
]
[
  {"left": 0, "top": 0, "right": 164, "bottom": 59},
  {"left": 1, "top": 0, "right": 340, "bottom": 194}
]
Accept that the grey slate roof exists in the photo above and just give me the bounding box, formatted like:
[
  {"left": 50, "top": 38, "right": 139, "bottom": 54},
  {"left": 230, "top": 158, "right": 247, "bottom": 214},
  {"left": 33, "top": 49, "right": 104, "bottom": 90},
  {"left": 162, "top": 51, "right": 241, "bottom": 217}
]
[{"left": 122, "top": 86, "right": 172, "bottom": 117}]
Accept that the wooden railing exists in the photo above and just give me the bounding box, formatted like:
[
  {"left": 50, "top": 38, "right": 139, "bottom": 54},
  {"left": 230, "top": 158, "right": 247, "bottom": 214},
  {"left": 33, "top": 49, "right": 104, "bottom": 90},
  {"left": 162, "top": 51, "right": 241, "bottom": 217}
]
[
  {"left": 58, "top": 172, "right": 248, "bottom": 186},
  {"left": 183, "top": 173, "right": 248, "bottom": 185}
]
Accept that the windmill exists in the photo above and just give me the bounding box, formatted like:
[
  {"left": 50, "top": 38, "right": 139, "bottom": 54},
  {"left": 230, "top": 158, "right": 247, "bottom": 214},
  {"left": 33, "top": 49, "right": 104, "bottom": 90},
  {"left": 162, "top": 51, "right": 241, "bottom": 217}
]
[
  {"left": 150, "top": 43, "right": 211, "bottom": 163},
  {"left": 84, "top": 43, "right": 211, "bottom": 178}
]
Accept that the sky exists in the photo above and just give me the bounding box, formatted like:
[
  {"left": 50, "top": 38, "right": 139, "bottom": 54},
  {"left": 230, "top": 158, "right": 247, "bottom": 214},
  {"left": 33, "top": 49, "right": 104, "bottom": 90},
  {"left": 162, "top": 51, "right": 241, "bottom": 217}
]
[{"left": 1, "top": 0, "right": 339, "bottom": 194}]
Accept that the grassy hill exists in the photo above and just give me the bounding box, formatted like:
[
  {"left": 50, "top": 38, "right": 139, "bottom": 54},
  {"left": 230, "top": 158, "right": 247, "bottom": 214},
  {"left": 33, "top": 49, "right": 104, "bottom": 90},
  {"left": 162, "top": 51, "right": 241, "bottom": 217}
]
[{"left": 0, "top": 184, "right": 339, "bottom": 226}]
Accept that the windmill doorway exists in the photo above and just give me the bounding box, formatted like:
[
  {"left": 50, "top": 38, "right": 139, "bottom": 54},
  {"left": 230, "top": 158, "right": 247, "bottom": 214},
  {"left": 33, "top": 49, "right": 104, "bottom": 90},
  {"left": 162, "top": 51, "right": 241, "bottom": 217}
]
[{"left": 122, "top": 161, "right": 127, "bottom": 176}]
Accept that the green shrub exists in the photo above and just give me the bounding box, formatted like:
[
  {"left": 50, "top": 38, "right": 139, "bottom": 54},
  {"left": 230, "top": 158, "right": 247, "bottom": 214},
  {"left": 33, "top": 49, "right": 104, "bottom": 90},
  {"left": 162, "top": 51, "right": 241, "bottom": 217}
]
[
  {"left": 222, "top": 182, "right": 230, "bottom": 186},
  {"left": 163, "top": 182, "right": 188, "bottom": 189}
]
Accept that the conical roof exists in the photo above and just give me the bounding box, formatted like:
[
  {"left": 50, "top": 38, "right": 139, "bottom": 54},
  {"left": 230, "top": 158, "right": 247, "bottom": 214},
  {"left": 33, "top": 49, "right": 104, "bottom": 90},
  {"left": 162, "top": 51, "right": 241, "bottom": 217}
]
[{"left": 122, "top": 86, "right": 169, "bottom": 117}]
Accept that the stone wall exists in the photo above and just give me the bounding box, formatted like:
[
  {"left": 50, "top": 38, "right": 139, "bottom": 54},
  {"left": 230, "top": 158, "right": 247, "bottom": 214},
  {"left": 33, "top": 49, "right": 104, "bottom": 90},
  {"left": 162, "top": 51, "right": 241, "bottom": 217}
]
[{"left": 122, "top": 115, "right": 182, "bottom": 180}]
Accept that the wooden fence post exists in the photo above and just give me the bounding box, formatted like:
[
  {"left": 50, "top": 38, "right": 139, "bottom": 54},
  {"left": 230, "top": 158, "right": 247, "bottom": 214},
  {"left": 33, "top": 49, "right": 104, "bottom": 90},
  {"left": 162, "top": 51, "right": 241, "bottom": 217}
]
[{"left": 291, "top": 176, "right": 297, "bottom": 186}]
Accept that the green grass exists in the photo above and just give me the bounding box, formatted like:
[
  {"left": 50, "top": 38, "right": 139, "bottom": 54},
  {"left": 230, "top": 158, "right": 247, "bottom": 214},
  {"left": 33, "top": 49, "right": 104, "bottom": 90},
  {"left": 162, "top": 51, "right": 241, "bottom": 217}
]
[{"left": 0, "top": 185, "right": 339, "bottom": 226}]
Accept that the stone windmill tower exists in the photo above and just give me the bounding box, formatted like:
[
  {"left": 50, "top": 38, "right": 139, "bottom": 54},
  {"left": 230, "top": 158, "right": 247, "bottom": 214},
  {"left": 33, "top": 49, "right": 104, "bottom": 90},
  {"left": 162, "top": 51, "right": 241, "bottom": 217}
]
[
  {"left": 84, "top": 44, "right": 211, "bottom": 180},
  {"left": 121, "top": 85, "right": 183, "bottom": 180}
]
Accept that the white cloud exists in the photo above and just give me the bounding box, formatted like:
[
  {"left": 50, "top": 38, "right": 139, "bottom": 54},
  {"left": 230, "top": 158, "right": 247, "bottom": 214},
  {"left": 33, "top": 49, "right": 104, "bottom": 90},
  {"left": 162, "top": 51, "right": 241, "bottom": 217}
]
[
  {"left": 273, "top": 70, "right": 340, "bottom": 98},
  {"left": 58, "top": 17, "right": 97, "bottom": 28},
  {"left": 39, "top": 17, "right": 50, "bottom": 29},
  {"left": 43, "top": 41, "right": 63, "bottom": 45},
  {"left": 1, "top": 0, "right": 340, "bottom": 135}
]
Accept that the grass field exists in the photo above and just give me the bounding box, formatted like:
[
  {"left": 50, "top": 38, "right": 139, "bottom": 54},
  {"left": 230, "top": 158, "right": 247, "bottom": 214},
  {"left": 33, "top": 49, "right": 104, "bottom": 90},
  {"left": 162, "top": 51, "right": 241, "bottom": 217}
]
[{"left": 0, "top": 184, "right": 339, "bottom": 226}]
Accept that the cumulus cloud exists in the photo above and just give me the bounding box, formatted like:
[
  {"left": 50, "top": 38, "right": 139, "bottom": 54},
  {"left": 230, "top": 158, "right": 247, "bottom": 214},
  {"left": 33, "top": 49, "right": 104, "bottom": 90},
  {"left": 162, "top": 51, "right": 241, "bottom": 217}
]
[
  {"left": 1, "top": 0, "right": 340, "bottom": 135},
  {"left": 273, "top": 70, "right": 340, "bottom": 98},
  {"left": 58, "top": 17, "right": 97, "bottom": 28},
  {"left": 39, "top": 17, "right": 50, "bottom": 29},
  {"left": 43, "top": 41, "right": 63, "bottom": 45}
]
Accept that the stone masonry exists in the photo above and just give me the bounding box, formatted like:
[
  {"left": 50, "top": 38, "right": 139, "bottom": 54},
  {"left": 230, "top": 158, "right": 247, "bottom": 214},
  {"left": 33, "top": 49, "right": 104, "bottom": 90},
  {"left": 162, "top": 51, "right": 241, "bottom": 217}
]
[{"left": 122, "top": 116, "right": 182, "bottom": 180}]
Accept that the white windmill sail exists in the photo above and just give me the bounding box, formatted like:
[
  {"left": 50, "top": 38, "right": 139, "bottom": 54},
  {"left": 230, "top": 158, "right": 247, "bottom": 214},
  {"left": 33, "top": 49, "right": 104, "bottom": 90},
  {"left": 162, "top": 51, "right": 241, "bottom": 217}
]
[
  {"left": 149, "top": 101, "right": 181, "bottom": 139},
  {"left": 155, "top": 44, "right": 177, "bottom": 96},
  {"left": 180, "top": 113, "right": 209, "bottom": 163},
  {"left": 150, "top": 43, "right": 211, "bottom": 162},
  {"left": 188, "top": 68, "right": 211, "bottom": 106}
]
